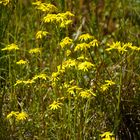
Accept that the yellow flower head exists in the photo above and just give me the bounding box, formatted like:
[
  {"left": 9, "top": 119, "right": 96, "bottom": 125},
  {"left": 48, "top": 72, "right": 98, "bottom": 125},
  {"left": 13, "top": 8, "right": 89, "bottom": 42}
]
[
  {"left": 32, "top": 73, "right": 47, "bottom": 81},
  {"left": 65, "top": 49, "right": 71, "bottom": 57},
  {"left": 78, "top": 61, "right": 95, "bottom": 72},
  {"left": 100, "top": 80, "right": 115, "bottom": 92},
  {"left": 79, "top": 89, "right": 96, "bottom": 98},
  {"left": 62, "top": 59, "right": 77, "bottom": 69},
  {"left": 32, "top": 2, "right": 58, "bottom": 13},
  {"left": 0, "top": 0, "right": 10, "bottom": 6},
  {"left": 89, "top": 39, "right": 99, "bottom": 47},
  {"left": 43, "top": 11, "right": 74, "bottom": 28},
  {"left": 74, "top": 43, "right": 90, "bottom": 52},
  {"left": 49, "top": 101, "right": 63, "bottom": 110},
  {"left": 78, "top": 33, "right": 94, "bottom": 42},
  {"left": 36, "top": 30, "right": 49, "bottom": 39},
  {"left": 105, "top": 80, "right": 115, "bottom": 86},
  {"left": 16, "top": 59, "right": 28, "bottom": 65},
  {"left": 6, "top": 111, "right": 19, "bottom": 119},
  {"left": 60, "top": 37, "right": 73, "bottom": 49},
  {"left": 67, "top": 86, "right": 82, "bottom": 95},
  {"left": 100, "top": 131, "right": 115, "bottom": 140},
  {"left": 29, "top": 47, "right": 42, "bottom": 54},
  {"left": 2, "top": 43, "right": 19, "bottom": 51},
  {"left": 106, "top": 41, "right": 127, "bottom": 54},
  {"left": 23, "top": 79, "right": 35, "bottom": 85},
  {"left": 16, "top": 112, "right": 28, "bottom": 121}
]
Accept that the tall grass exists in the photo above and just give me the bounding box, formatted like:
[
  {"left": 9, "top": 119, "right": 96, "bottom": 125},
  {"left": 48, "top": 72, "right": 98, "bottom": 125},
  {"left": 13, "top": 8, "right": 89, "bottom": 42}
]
[{"left": 0, "top": 0, "right": 140, "bottom": 139}]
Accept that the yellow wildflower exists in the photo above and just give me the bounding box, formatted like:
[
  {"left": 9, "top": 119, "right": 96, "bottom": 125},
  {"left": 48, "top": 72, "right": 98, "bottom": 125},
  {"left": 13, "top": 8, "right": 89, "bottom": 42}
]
[
  {"left": 79, "top": 89, "right": 96, "bottom": 98},
  {"left": 78, "top": 33, "right": 94, "bottom": 42},
  {"left": 106, "top": 41, "right": 127, "bottom": 54},
  {"left": 1, "top": 43, "right": 19, "bottom": 51},
  {"left": 29, "top": 47, "right": 42, "bottom": 54},
  {"left": 36, "top": 30, "right": 49, "bottom": 39},
  {"left": 43, "top": 13, "right": 57, "bottom": 23},
  {"left": 100, "top": 80, "right": 115, "bottom": 92},
  {"left": 49, "top": 101, "right": 63, "bottom": 110},
  {"left": 43, "top": 11, "right": 74, "bottom": 28},
  {"left": 51, "top": 71, "right": 60, "bottom": 82},
  {"left": 74, "top": 43, "right": 90, "bottom": 52},
  {"left": 0, "top": 0, "right": 10, "bottom": 6},
  {"left": 100, "top": 132, "right": 115, "bottom": 140},
  {"left": 65, "top": 49, "right": 71, "bottom": 56},
  {"left": 32, "top": 2, "right": 58, "bottom": 13},
  {"left": 105, "top": 80, "right": 115, "bottom": 86},
  {"left": 23, "top": 79, "right": 35, "bottom": 85},
  {"left": 78, "top": 61, "right": 95, "bottom": 72},
  {"left": 77, "top": 55, "right": 88, "bottom": 61},
  {"left": 16, "top": 59, "right": 27, "bottom": 65},
  {"left": 60, "top": 20, "right": 73, "bottom": 28},
  {"left": 60, "top": 37, "right": 73, "bottom": 49},
  {"left": 62, "top": 59, "right": 77, "bottom": 69},
  {"left": 16, "top": 112, "right": 28, "bottom": 121},
  {"left": 67, "top": 86, "right": 82, "bottom": 95},
  {"left": 124, "top": 43, "right": 140, "bottom": 51},
  {"left": 6, "top": 111, "right": 19, "bottom": 119},
  {"left": 100, "top": 84, "right": 109, "bottom": 92},
  {"left": 89, "top": 39, "right": 99, "bottom": 47},
  {"left": 14, "top": 79, "right": 35, "bottom": 86},
  {"left": 32, "top": 73, "right": 47, "bottom": 81}
]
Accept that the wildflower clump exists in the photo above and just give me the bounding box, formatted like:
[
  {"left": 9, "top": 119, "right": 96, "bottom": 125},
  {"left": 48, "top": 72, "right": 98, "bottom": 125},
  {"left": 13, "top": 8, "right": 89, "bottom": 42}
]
[
  {"left": 106, "top": 41, "right": 140, "bottom": 53},
  {"left": 0, "top": 0, "right": 10, "bottom": 6},
  {"left": 79, "top": 89, "right": 96, "bottom": 98},
  {"left": 7, "top": 111, "right": 28, "bottom": 121},
  {"left": 74, "top": 43, "right": 90, "bottom": 52},
  {"left": 29, "top": 47, "right": 42, "bottom": 54},
  {"left": 43, "top": 11, "right": 74, "bottom": 28},
  {"left": 1, "top": 43, "right": 19, "bottom": 51},
  {"left": 78, "top": 61, "right": 95, "bottom": 72},
  {"left": 78, "top": 33, "right": 94, "bottom": 42},
  {"left": 36, "top": 30, "right": 49, "bottom": 39},
  {"left": 16, "top": 59, "right": 28, "bottom": 65},
  {"left": 100, "top": 131, "right": 115, "bottom": 140},
  {"left": 67, "top": 85, "right": 82, "bottom": 96},
  {"left": 32, "top": 1, "right": 58, "bottom": 13},
  {"left": 32, "top": 73, "right": 48, "bottom": 81},
  {"left": 49, "top": 101, "right": 63, "bottom": 110},
  {"left": 60, "top": 37, "right": 73, "bottom": 49},
  {"left": 14, "top": 79, "right": 35, "bottom": 86},
  {"left": 100, "top": 80, "right": 115, "bottom": 92},
  {"left": 106, "top": 41, "right": 128, "bottom": 54}
]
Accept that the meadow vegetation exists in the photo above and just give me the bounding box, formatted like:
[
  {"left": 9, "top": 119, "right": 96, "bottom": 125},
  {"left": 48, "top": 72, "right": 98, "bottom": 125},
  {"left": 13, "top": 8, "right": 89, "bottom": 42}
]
[{"left": 0, "top": 0, "right": 140, "bottom": 139}]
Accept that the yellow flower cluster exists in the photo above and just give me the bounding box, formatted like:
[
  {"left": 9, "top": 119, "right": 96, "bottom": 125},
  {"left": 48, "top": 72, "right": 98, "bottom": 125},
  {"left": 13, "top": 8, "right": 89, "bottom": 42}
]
[
  {"left": 1, "top": 43, "right": 19, "bottom": 51},
  {"left": 74, "top": 39, "right": 99, "bottom": 52},
  {"left": 32, "top": 1, "right": 58, "bottom": 13},
  {"left": 29, "top": 47, "right": 42, "bottom": 54},
  {"left": 79, "top": 89, "right": 96, "bottom": 98},
  {"left": 16, "top": 59, "right": 28, "bottom": 65},
  {"left": 32, "top": 73, "right": 48, "bottom": 81},
  {"left": 0, "top": 0, "right": 10, "bottom": 6},
  {"left": 100, "top": 80, "right": 115, "bottom": 92},
  {"left": 67, "top": 85, "right": 82, "bottom": 96},
  {"left": 14, "top": 73, "right": 47, "bottom": 86},
  {"left": 43, "top": 11, "right": 74, "bottom": 28},
  {"left": 100, "top": 131, "right": 115, "bottom": 140},
  {"left": 106, "top": 41, "right": 140, "bottom": 54},
  {"left": 49, "top": 101, "right": 63, "bottom": 110},
  {"left": 78, "top": 61, "right": 95, "bottom": 72},
  {"left": 36, "top": 30, "right": 49, "bottom": 39},
  {"left": 60, "top": 37, "right": 73, "bottom": 49},
  {"left": 78, "top": 33, "right": 94, "bottom": 42},
  {"left": 7, "top": 111, "right": 28, "bottom": 121}
]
